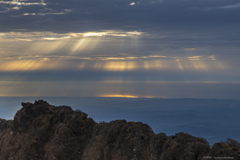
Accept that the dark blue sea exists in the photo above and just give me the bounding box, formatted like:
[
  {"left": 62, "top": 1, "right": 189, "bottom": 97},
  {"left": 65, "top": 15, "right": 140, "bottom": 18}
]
[{"left": 1, "top": 97, "right": 240, "bottom": 146}]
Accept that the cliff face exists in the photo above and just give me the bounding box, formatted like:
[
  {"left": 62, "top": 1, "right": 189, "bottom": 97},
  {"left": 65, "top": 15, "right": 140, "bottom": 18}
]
[{"left": 0, "top": 100, "right": 238, "bottom": 160}]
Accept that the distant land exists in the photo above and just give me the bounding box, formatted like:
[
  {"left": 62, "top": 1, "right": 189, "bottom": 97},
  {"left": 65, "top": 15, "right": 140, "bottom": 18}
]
[
  {"left": 0, "top": 100, "right": 240, "bottom": 160},
  {"left": 0, "top": 97, "right": 240, "bottom": 146}
]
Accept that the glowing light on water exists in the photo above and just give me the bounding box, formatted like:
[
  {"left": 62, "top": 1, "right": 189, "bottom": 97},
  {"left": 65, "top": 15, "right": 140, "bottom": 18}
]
[{"left": 99, "top": 94, "right": 139, "bottom": 98}]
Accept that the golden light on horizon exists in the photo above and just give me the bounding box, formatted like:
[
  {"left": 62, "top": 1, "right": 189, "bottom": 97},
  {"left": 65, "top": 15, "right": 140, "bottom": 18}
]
[
  {"left": 0, "top": 58, "right": 227, "bottom": 72},
  {"left": 0, "top": 59, "right": 66, "bottom": 71},
  {"left": 103, "top": 61, "right": 137, "bottom": 71},
  {"left": 0, "top": 30, "right": 228, "bottom": 72},
  {"left": 99, "top": 94, "right": 168, "bottom": 98},
  {"left": 0, "top": 60, "right": 43, "bottom": 71},
  {"left": 99, "top": 94, "right": 139, "bottom": 98}
]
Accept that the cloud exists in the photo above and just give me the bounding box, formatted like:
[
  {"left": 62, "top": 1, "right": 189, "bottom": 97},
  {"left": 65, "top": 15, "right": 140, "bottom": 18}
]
[
  {"left": 0, "top": 0, "right": 240, "bottom": 98},
  {"left": 209, "top": 2, "right": 240, "bottom": 9},
  {"left": 0, "top": 1, "right": 46, "bottom": 6},
  {"left": 0, "top": 0, "right": 240, "bottom": 33},
  {"left": 0, "top": 30, "right": 143, "bottom": 41},
  {"left": 129, "top": 2, "right": 136, "bottom": 6}
]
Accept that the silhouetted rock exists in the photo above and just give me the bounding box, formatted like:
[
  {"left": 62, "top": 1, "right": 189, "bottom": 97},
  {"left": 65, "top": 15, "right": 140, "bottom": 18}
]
[
  {"left": 0, "top": 100, "right": 238, "bottom": 160},
  {"left": 0, "top": 100, "right": 96, "bottom": 160},
  {"left": 205, "top": 142, "right": 240, "bottom": 160}
]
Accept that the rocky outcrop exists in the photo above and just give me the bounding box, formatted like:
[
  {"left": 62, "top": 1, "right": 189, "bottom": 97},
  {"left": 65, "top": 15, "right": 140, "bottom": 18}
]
[
  {"left": 0, "top": 100, "right": 239, "bottom": 160},
  {"left": 0, "top": 100, "right": 95, "bottom": 160}
]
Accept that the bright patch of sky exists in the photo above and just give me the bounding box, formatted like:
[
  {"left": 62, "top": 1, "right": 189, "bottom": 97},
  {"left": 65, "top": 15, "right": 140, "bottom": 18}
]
[{"left": 129, "top": 2, "right": 135, "bottom": 5}]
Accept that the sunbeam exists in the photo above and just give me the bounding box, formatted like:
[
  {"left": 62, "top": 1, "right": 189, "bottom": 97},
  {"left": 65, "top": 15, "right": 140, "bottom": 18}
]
[{"left": 70, "top": 38, "right": 87, "bottom": 55}]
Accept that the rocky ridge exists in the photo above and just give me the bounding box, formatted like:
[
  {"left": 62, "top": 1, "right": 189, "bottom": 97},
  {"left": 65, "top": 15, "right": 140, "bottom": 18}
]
[{"left": 0, "top": 100, "right": 239, "bottom": 160}]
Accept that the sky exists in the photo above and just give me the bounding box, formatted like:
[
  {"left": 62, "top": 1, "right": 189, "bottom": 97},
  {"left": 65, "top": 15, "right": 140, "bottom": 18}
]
[{"left": 0, "top": 0, "right": 240, "bottom": 98}]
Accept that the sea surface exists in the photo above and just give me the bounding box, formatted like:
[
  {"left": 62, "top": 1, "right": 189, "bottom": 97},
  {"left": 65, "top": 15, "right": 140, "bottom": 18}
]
[{"left": 0, "top": 97, "right": 240, "bottom": 146}]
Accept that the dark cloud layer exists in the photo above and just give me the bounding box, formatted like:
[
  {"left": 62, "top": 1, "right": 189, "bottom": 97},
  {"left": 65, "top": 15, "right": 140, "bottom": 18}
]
[
  {"left": 1, "top": 69, "right": 239, "bottom": 82},
  {"left": 1, "top": 0, "right": 240, "bottom": 33},
  {"left": 1, "top": 0, "right": 239, "bottom": 53}
]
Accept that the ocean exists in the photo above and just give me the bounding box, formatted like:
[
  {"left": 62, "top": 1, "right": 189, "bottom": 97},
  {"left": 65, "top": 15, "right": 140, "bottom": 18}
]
[{"left": 1, "top": 97, "right": 240, "bottom": 145}]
